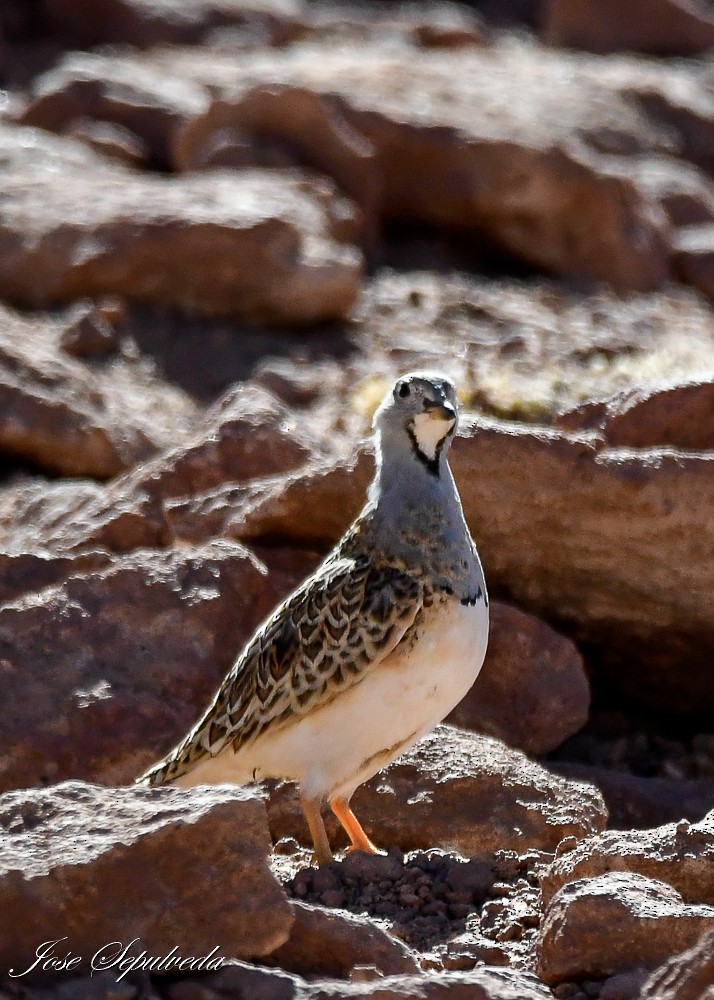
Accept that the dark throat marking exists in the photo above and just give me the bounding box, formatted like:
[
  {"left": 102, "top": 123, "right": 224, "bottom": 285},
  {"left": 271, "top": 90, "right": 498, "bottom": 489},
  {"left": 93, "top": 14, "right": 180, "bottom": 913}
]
[
  {"left": 460, "top": 585, "right": 484, "bottom": 606},
  {"left": 406, "top": 422, "right": 446, "bottom": 478}
]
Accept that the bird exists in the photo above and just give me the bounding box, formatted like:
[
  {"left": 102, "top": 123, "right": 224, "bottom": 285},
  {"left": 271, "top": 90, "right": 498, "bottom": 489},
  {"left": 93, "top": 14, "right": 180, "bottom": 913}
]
[{"left": 138, "top": 372, "right": 489, "bottom": 865}]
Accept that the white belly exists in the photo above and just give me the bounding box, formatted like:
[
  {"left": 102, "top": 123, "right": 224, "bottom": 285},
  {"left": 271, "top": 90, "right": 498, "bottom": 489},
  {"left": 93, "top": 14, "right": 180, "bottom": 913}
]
[{"left": 177, "top": 596, "right": 489, "bottom": 802}]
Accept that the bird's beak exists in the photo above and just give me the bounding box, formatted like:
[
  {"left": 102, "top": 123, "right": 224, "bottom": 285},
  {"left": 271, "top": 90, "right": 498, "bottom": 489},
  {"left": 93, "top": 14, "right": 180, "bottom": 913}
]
[{"left": 423, "top": 399, "right": 456, "bottom": 422}]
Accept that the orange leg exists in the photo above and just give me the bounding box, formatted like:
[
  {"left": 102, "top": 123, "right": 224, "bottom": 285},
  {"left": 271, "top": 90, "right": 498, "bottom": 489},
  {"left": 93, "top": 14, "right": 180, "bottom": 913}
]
[
  {"left": 331, "top": 796, "right": 381, "bottom": 855},
  {"left": 300, "top": 791, "right": 333, "bottom": 866}
]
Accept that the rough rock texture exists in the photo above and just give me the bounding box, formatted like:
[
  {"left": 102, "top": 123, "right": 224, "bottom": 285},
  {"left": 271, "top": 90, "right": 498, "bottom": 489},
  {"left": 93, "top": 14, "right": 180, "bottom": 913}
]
[
  {"left": 170, "top": 38, "right": 671, "bottom": 289},
  {"left": 267, "top": 725, "right": 607, "bottom": 858},
  {"left": 0, "top": 124, "right": 362, "bottom": 323},
  {"left": 0, "top": 301, "right": 196, "bottom": 477},
  {"left": 19, "top": 51, "right": 209, "bottom": 168},
  {"left": 303, "top": 967, "right": 553, "bottom": 1000},
  {"left": 268, "top": 899, "right": 420, "bottom": 978},
  {"left": 0, "top": 384, "right": 320, "bottom": 555},
  {"left": 544, "top": 0, "right": 714, "bottom": 56},
  {"left": 0, "top": 541, "right": 299, "bottom": 792},
  {"left": 0, "top": 781, "right": 292, "bottom": 980},
  {"left": 557, "top": 379, "right": 714, "bottom": 451},
  {"left": 641, "top": 927, "right": 714, "bottom": 1000},
  {"left": 166, "top": 962, "right": 302, "bottom": 1000},
  {"left": 536, "top": 872, "right": 714, "bottom": 984},
  {"left": 448, "top": 601, "right": 590, "bottom": 756},
  {"left": 43, "top": 0, "right": 306, "bottom": 49},
  {"left": 231, "top": 412, "right": 714, "bottom": 719},
  {"left": 540, "top": 812, "right": 714, "bottom": 906},
  {"left": 550, "top": 762, "right": 714, "bottom": 830},
  {"left": 675, "top": 224, "right": 714, "bottom": 303},
  {"left": 167, "top": 965, "right": 553, "bottom": 1000}
]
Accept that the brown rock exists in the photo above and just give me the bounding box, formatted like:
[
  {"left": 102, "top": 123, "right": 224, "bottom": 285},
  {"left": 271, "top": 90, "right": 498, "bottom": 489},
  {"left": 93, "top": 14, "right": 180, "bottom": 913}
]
[
  {"left": 641, "top": 927, "right": 714, "bottom": 1000},
  {"left": 302, "top": 966, "right": 553, "bottom": 1000},
  {"left": 58, "top": 299, "right": 121, "bottom": 359},
  {"left": 268, "top": 899, "right": 419, "bottom": 979},
  {"left": 171, "top": 38, "right": 670, "bottom": 289},
  {"left": 544, "top": 0, "right": 714, "bottom": 56},
  {"left": 20, "top": 51, "right": 208, "bottom": 168},
  {"left": 0, "top": 301, "right": 196, "bottom": 478},
  {"left": 0, "top": 384, "right": 319, "bottom": 555},
  {"left": 0, "top": 124, "right": 362, "bottom": 324},
  {"left": 675, "top": 224, "right": 714, "bottom": 303},
  {"left": 166, "top": 962, "right": 302, "bottom": 1000},
  {"left": 448, "top": 601, "right": 590, "bottom": 756},
  {"left": 0, "top": 781, "right": 292, "bottom": 980},
  {"left": 0, "top": 540, "right": 299, "bottom": 792},
  {"left": 631, "top": 159, "right": 714, "bottom": 227},
  {"left": 44, "top": 0, "right": 305, "bottom": 48},
  {"left": 550, "top": 762, "right": 714, "bottom": 831},
  {"left": 541, "top": 812, "right": 714, "bottom": 906},
  {"left": 64, "top": 118, "right": 149, "bottom": 166},
  {"left": 176, "top": 83, "right": 379, "bottom": 246},
  {"left": 267, "top": 725, "right": 607, "bottom": 858},
  {"left": 536, "top": 873, "right": 714, "bottom": 984},
  {"left": 557, "top": 380, "right": 714, "bottom": 451},
  {"left": 605, "top": 381, "right": 714, "bottom": 450}
]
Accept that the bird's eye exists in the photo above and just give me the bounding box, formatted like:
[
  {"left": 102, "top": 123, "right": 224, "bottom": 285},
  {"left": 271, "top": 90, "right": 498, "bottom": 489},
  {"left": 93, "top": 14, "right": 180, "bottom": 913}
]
[{"left": 397, "top": 382, "right": 411, "bottom": 398}]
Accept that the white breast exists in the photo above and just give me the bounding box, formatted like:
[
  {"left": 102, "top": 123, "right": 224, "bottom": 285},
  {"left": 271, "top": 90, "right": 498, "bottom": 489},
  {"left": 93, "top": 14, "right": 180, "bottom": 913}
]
[{"left": 177, "top": 596, "right": 489, "bottom": 802}]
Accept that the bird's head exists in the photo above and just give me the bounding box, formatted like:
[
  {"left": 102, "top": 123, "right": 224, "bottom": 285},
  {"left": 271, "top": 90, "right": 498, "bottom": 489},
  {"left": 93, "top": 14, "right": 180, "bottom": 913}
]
[{"left": 374, "top": 372, "right": 458, "bottom": 475}]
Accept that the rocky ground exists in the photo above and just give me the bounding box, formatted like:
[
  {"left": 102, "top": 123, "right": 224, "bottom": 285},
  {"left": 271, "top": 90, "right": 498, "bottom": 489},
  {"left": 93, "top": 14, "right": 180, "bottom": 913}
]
[{"left": 0, "top": 0, "right": 713, "bottom": 998}]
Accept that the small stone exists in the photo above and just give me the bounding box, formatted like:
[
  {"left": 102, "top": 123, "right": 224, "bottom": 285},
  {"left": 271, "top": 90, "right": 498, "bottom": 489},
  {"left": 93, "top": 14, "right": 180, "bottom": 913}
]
[
  {"left": 321, "top": 889, "right": 346, "bottom": 908},
  {"left": 599, "top": 968, "right": 650, "bottom": 1000}
]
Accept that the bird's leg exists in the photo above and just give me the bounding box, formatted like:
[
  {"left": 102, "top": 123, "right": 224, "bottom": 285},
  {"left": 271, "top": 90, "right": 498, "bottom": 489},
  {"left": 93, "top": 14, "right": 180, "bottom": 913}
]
[
  {"left": 331, "top": 796, "right": 381, "bottom": 855},
  {"left": 300, "top": 791, "right": 333, "bottom": 866}
]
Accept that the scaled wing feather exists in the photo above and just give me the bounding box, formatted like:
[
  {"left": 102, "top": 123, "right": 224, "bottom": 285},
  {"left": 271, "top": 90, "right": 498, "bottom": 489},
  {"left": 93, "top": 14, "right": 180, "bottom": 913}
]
[{"left": 139, "top": 554, "right": 423, "bottom": 786}]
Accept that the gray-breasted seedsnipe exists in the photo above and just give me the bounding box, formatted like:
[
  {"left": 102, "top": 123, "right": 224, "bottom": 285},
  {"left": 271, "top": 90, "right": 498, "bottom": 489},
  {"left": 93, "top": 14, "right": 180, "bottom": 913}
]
[{"left": 138, "top": 372, "right": 489, "bottom": 864}]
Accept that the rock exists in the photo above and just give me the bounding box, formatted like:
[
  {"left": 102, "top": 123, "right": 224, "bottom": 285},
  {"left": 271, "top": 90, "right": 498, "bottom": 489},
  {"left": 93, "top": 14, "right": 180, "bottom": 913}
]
[
  {"left": 234, "top": 403, "right": 714, "bottom": 719},
  {"left": 286, "top": 848, "right": 502, "bottom": 954},
  {"left": 0, "top": 540, "right": 301, "bottom": 792},
  {"left": 557, "top": 380, "right": 714, "bottom": 451},
  {"left": 674, "top": 225, "right": 714, "bottom": 303},
  {"left": 64, "top": 117, "right": 149, "bottom": 166},
  {"left": 267, "top": 725, "right": 607, "bottom": 858},
  {"left": 58, "top": 299, "right": 121, "bottom": 359},
  {"left": 307, "top": 2, "right": 489, "bottom": 51},
  {"left": 540, "top": 812, "right": 714, "bottom": 906},
  {"left": 43, "top": 0, "right": 305, "bottom": 49},
  {"left": 640, "top": 927, "right": 714, "bottom": 1000},
  {"left": 447, "top": 601, "right": 590, "bottom": 756},
  {"left": 267, "top": 899, "right": 420, "bottom": 978},
  {"left": 0, "top": 124, "right": 362, "bottom": 324},
  {"left": 0, "top": 384, "right": 319, "bottom": 555},
  {"left": 0, "top": 781, "right": 292, "bottom": 980},
  {"left": 631, "top": 159, "right": 714, "bottom": 227},
  {"left": 301, "top": 967, "right": 553, "bottom": 1000},
  {"left": 623, "top": 380, "right": 713, "bottom": 447},
  {"left": 544, "top": 0, "right": 714, "bottom": 56},
  {"left": 172, "top": 37, "right": 670, "bottom": 289},
  {"left": 0, "top": 301, "right": 196, "bottom": 478},
  {"left": 166, "top": 961, "right": 302, "bottom": 1000},
  {"left": 20, "top": 51, "right": 209, "bottom": 168},
  {"left": 550, "top": 762, "right": 714, "bottom": 831},
  {"left": 536, "top": 872, "right": 714, "bottom": 985},
  {"left": 598, "top": 968, "right": 651, "bottom": 1000}
]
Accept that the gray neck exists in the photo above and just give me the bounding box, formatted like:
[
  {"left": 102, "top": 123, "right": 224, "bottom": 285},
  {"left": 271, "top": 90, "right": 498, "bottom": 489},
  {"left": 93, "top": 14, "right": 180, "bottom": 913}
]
[{"left": 362, "top": 433, "right": 484, "bottom": 599}]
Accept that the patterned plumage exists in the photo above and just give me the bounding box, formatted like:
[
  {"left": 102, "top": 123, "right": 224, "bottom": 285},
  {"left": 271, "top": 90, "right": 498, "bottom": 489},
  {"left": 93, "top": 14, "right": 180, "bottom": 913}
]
[{"left": 139, "top": 372, "right": 488, "bottom": 864}]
